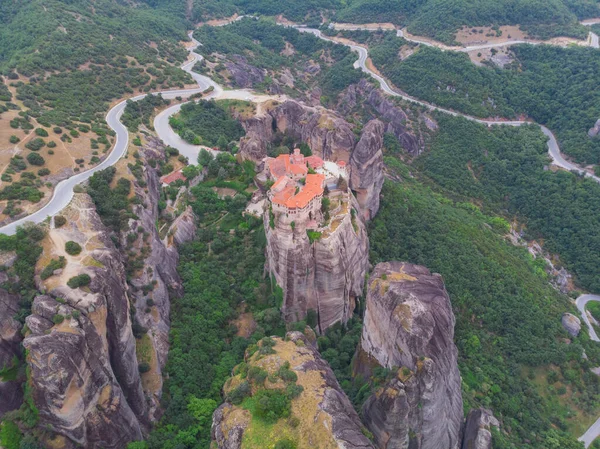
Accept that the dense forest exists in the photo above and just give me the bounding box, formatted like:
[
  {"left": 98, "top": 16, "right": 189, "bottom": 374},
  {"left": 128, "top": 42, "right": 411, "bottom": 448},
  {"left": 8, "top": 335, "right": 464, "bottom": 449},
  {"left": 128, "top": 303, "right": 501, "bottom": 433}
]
[
  {"left": 370, "top": 41, "right": 600, "bottom": 164},
  {"left": 416, "top": 114, "right": 600, "bottom": 294},
  {"left": 139, "top": 0, "right": 599, "bottom": 43},
  {"left": 169, "top": 100, "right": 246, "bottom": 148}
]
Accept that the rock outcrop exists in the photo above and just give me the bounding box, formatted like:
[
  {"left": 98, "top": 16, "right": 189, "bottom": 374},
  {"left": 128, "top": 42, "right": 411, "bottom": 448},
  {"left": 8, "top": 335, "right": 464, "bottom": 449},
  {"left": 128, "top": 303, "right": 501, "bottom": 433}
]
[
  {"left": 0, "top": 283, "right": 23, "bottom": 417},
  {"left": 461, "top": 408, "right": 499, "bottom": 449},
  {"left": 355, "top": 262, "right": 463, "bottom": 449},
  {"left": 562, "top": 312, "right": 581, "bottom": 337},
  {"left": 349, "top": 119, "right": 385, "bottom": 220},
  {"left": 265, "top": 194, "right": 369, "bottom": 333},
  {"left": 211, "top": 332, "right": 376, "bottom": 449},
  {"left": 588, "top": 118, "right": 600, "bottom": 138},
  {"left": 225, "top": 55, "right": 265, "bottom": 88},
  {"left": 122, "top": 139, "right": 196, "bottom": 419},
  {"left": 239, "top": 100, "right": 356, "bottom": 163},
  {"left": 24, "top": 194, "right": 146, "bottom": 449},
  {"left": 339, "top": 79, "right": 426, "bottom": 156},
  {"left": 239, "top": 114, "right": 274, "bottom": 162}
]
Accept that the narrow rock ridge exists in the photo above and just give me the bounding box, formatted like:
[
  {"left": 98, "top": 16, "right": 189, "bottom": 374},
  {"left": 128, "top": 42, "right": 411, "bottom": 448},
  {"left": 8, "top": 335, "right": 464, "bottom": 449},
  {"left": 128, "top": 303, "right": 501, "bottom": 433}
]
[
  {"left": 355, "top": 261, "right": 463, "bottom": 449},
  {"left": 0, "top": 278, "right": 23, "bottom": 418},
  {"left": 338, "top": 79, "right": 428, "bottom": 156},
  {"left": 23, "top": 194, "right": 145, "bottom": 449},
  {"left": 264, "top": 194, "right": 369, "bottom": 333},
  {"left": 349, "top": 119, "right": 385, "bottom": 220},
  {"left": 121, "top": 138, "right": 197, "bottom": 419},
  {"left": 211, "top": 332, "right": 376, "bottom": 449}
]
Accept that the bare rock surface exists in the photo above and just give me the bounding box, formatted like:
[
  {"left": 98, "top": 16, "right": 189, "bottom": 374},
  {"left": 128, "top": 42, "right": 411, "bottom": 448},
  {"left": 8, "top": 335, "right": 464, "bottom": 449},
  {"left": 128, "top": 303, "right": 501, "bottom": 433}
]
[
  {"left": 0, "top": 287, "right": 23, "bottom": 417},
  {"left": 339, "top": 79, "right": 425, "bottom": 156},
  {"left": 23, "top": 194, "right": 146, "bottom": 448},
  {"left": 589, "top": 118, "right": 600, "bottom": 137},
  {"left": 461, "top": 408, "right": 499, "bottom": 449},
  {"left": 123, "top": 140, "right": 196, "bottom": 418},
  {"left": 225, "top": 55, "right": 265, "bottom": 88},
  {"left": 356, "top": 262, "right": 463, "bottom": 449},
  {"left": 349, "top": 119, "right": 385, "bottom": 220},
  {"left": 211, "top": 332, "right": 375, "bottom": 449},
  {"left": 239, "top": 114, "right": 273, "bottom": 162},
  {"left": 562, "top": 312, "right": 581, "bottom": 337},
  {"left": 265, "top": 196, "right": 369, "bottom": 333}
]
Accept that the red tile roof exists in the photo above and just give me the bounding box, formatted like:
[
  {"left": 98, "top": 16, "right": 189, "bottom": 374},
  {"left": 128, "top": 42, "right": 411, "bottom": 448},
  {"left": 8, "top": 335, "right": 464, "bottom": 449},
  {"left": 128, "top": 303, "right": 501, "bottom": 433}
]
[
  {"left": 160, "top": 169, "right": 186, "bottom": 185},
  {"left": 306, "top": 155, "right": 324, "bottom": 169}
]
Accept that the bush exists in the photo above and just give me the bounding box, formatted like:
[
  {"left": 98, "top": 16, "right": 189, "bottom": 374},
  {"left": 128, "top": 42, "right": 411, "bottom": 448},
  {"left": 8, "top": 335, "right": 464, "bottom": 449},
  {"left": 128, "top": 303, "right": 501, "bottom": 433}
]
[
  {"left": 138, "top": 362, "right": 151, "bottom": 373},
  {"left": 40, "top": 256, "right": 67, "bottom": 280},
  {"left": 0, "top": 421, "right": 22, "bottom": 449},
  {"left": 47, "top": 141, "right": 57, "bottom": 148},
  {"left": 248, "top": 366, "right": 268, "bottom": 385},
  {"left": 54, "top": 215, "right": 67, "bottom": 228},
  {"left": 37, "top": 168, "right": 50, "bottom": 176},
  {"left": 251, "top": 389, "right": 291, "bottom": 423},
  {"left": 25, "top": 138, "right": 45, "bottom": 151},
  {"left": 67, "top": 273, "right": 91, "bottom": 289},
  {"left": 65, "top": 241, "right": 82, "bottom": 255},
  {"left": 35, "top": 128, "right": 48, "bottom": 137},
  {"left": 274, "top": 440, "right": 297, "bottom": 449},
  {"left": 228, "top": 381, "right": 251, "bottom": 405},
  {"left": 52, "top": 314, "right": 65, "bottom": 324},
  {"left": 26, "top": 153, "right": 45, "bottom": 166},
  {"left": 9, "top": 135, "right": 19, "bottom": 144}
]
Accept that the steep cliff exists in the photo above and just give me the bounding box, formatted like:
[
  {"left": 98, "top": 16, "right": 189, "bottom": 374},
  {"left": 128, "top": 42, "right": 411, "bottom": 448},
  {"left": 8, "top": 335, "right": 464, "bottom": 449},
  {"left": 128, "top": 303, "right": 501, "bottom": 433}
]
[
  {"left": 264, "top": 194, "right": 369, "bottom": 333},
  {"left": 24, "top": 193, "right": 146, "bottom": 449},
  {"left": 211, "top": 332, "right": 375, "bottom": 449},
  {"left": 349, "top": 119, "right": 385, "bottom": 220},
  {"left": 355, "top": 262, "right": 463, "bottom": 449},
  {"left": 461, "top": 408, "right": 499, "bottom": 449},
  {"left": 0, "top": 281, "right": 23, "bottom": 417},
  {"left": 122, "top": 139, "right": 196, "bottom": 419},
  {"left": 339, "top": 79, "right": 428, "bottom": 156},
  {"left": 239, "top": 100, "right": 356, "bottom": 163}
]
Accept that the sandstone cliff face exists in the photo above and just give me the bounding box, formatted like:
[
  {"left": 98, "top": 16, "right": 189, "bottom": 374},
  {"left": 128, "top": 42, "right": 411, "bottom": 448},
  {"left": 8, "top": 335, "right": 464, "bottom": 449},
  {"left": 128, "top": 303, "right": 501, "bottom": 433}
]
[
  {"left": 339, "top": 79, "right": 427, "bottom": 156},
  {"left": 121, "top": 140, "right": 196, "bottom": 419},
  {"left": 240, "top": 100, "right": 356, "bottom": 163},
  {"left": 23, "top": 194, "right": 146, "bottom": 449},
  {"left": 265, "top": 195, "right": 369, "bottom": 333},
  {"left": 239, "top": 114, "right": 274, "bottom": 162},
  {"left": 0, "top": 282, "right": 23, "bottom": 417},
  {"left": 461, "top": 408, "right": 499, "bottom": 449},
  {"left": 356, "top": 262, "right": 463, "bottom": 449},
  {"left": 349, "top": 119, "right": 385, "bottom": 220},
  {"left": 211, "top": 332, "right": 376, "bottom": 449}
]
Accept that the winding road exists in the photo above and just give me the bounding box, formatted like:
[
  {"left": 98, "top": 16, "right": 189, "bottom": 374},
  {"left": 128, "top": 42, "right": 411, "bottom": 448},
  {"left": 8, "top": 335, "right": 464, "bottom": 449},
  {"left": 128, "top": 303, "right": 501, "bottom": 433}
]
[{"left": 0, "top": 11, "right": 599, "bottom": 447}]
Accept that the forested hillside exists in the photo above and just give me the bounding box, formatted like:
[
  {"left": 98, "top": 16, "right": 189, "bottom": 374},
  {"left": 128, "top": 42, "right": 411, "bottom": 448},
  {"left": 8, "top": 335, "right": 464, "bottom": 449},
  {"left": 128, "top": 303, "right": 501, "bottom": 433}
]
[
  {"left": 193, "top": 18, "right": 363, "bottom": 104},
  {"left": 370, "top": 40, "right": 600, "bottom": 164}
]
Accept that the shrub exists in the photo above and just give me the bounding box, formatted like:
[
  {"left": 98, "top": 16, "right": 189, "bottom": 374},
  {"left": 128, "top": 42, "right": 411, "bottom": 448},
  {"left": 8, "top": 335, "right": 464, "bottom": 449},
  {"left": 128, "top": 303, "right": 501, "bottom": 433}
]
[
  {"left": 277, "top": 362, "right": 298, "bottom": 383},
  {"left": 53, "top": 127, "right": 62, "bottom": 134},
  {"left": 0, "top": 420, "right": 22, "bottom": 449},
  {"left": 52, "top": 314, "right": 65, "bottom": 324},
  {"left": 37, "top": 168, "right": 50, "bottom": 176},
  {"left": 25, "top": 138, "right": 45, "bottom": 151},
  {"left": 248, "top": 366, "right": 268, "bottom": 385},
  {"left": 54, "top": 215, "right": 67, "bottom": 228},
  {"left": 138, "top": 362, "right": 151, "bottom": 373},
  {"left": 285, "top": 383, "right": 304, "bottom": 399},
  {"left": 228, "top": 381, "right": 251, "bottom": 405},
  {"left": 9, "top": 135, "right": 19, "bottom": 144},
  {"left": 35, "top": 128, "right": 48, "bottom": 137},
  {"left": 274, "top": 439, "right": 297, "bottom": 449},
  {"left": 47, "top": 141, "right": 57, "bottom": 148},
  {"left": 40, "top": 256, "right": 67, "bottom": 280},
  {"left": 65, "top": 241, "right": 82, "bottom": 255},
  {"left": 67, "top": 273, "right": 91, "bottom": 289},
  {"left": 251, "top": 389, "right": 291, "bottom": 423},
  {"left": 26, "top": 153, "right": 45, "bottom": 166}
]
